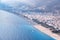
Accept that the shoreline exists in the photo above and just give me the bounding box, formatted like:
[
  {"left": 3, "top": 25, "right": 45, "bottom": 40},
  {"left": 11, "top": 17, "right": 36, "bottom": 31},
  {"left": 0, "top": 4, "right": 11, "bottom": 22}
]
[
  {"left": 22, "top": 14, "right": 60, "bottom": 40},
  {"left": 33, "top": 24, "right": 60, "bottom": 40}
]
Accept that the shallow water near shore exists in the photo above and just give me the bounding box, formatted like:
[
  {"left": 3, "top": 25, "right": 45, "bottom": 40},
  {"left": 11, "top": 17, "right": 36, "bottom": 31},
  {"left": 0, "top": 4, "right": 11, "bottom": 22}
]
[{"left": 0, "top": 10, "right": 55, "bottom": 40}]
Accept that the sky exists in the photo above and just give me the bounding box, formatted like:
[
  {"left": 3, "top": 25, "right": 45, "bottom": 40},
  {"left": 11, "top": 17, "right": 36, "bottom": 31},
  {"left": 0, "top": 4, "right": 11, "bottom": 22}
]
[
  {"left": 0, "top": 0, "right": 60, "bottom": 13},
  {"left": 0, "top": 0, "right": 54, "bottom": 7}
]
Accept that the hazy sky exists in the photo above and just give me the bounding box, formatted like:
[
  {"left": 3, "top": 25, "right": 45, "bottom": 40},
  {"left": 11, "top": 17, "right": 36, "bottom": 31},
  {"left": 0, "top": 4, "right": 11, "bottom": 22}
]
[
  {"left": 1, "top": 0, "right": 60, "bottom": 11},
  {"left": 1, "top": 0, "right": 54, "bottom": 7}
]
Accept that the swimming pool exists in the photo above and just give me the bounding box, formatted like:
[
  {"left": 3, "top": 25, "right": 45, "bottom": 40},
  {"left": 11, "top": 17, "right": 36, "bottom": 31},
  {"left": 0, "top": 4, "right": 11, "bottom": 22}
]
[{"left": 0, "top": 10, "right": 55, "bottom": 40}]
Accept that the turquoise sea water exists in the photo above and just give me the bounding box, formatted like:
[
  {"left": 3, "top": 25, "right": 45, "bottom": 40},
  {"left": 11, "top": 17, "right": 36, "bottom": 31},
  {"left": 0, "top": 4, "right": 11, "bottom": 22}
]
[{"left": 0, "top": 10, "right": 55, "bottom": 40}]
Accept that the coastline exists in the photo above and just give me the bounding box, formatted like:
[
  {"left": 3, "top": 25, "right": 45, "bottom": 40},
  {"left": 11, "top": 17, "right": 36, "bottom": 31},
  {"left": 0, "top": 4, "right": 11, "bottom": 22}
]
[
  {"left": 33, "top": 24, "right": 60, "bottom": 40},
  {"left": 22, "top": 14, "right": 60, "bottom": 40}
]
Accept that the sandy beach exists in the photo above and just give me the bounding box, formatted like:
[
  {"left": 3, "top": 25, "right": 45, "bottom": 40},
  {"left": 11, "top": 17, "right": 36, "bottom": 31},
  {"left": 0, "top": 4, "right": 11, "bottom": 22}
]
[
  {"left": 33, "top": 24, "right": 60, "bottom": 40},
  {"left": 22, "top": 14, "right": 60, "bottom": 40}
]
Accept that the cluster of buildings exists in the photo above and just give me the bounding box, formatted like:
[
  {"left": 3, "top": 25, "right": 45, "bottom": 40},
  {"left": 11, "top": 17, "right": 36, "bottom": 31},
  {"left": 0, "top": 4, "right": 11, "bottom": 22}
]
[{"left": 22, "top": 13, "right": 60, "bottom": 33}]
